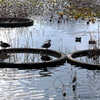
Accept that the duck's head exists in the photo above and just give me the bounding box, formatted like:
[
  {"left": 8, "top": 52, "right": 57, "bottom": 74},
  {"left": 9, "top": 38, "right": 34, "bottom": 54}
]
[
  {"left": 0, "top": 41, "right": 3, "bottom": 43},
  {"left": 48, "top": 39, "right": 52, "bottom": 42},
  {"left": 0, "top": 41, "right": 3, "bottom": 45}
]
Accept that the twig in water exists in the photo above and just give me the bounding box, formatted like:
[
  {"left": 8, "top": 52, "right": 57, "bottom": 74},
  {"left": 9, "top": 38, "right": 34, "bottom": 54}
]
[{"left": 53, "top": 76, "right": 68, "bottom": 97}]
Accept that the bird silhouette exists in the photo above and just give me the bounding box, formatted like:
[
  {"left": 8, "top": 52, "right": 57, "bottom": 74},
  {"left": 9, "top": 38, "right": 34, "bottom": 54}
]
[
  {"left": 40, "top": 51, "right": 52, "bottom": 62},
  {"left": 41, "top": 39, "right": 51, "bottom": 49},
  {"left": 0, "top": 41, "right": 10, "bottom": 49},
  {"left": 41, "top": 55, "right": 52, "bottom": 62},
  {"left": 75, "top": 37, "right": 81, "bottom": 42}
]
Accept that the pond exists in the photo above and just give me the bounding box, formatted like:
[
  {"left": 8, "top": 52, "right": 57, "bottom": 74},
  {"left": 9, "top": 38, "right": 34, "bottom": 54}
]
[{"left": 0, "top": 16, "right": 100, "bottom": 100}]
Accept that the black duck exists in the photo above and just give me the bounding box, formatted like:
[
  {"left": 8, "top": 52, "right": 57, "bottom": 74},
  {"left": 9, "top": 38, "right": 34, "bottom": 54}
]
[
  {"left": 0, "top": 41, "right": 10, "bottom": 49},
  {"left": 41, "top": 40, "right": 51, "bottom": 49}
]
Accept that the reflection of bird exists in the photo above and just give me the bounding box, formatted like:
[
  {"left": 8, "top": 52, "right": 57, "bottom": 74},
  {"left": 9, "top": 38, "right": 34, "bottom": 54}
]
[
  {"left": 40, "top": 51, "right": 52, "bottom": 62},
  {"left": 39, "top": 68, "right": 52, "bottom": 77},
  {"left": 41, "top": 40, "right": 51, "bottom": 49},
  {"left": 0, "top": 52, "right": 10, "bottom": 61},
  {"left": 41, "top": 55, "right": 52, "bottom": 62},
  {"left": 0, "top": 41, "right": 10, "bottom": 49}
]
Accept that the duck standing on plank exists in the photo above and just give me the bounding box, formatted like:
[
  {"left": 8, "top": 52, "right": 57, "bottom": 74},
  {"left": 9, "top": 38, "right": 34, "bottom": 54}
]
[
  {"left": 0, "top": 41, "right": 10, "bottom": 49},
  {"left": 41, "top": 39, "right": 51, "bottom": 49}
]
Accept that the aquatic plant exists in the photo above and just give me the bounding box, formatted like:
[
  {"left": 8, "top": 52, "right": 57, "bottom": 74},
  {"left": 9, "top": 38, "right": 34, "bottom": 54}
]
[{"left": 0, "top": 0, "right": 100, "bottom": 20}]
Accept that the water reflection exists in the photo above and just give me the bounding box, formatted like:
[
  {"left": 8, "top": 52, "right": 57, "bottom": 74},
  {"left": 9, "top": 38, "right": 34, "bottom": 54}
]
[
  {"left": 0, "top": 65, "right": 100, "bottom": 100},
  {"left": 40, "top": 51, "right": 52, "bottom": 62},
  {"left": 0, "top": 52, "right": 10, "bottom": 61},
  {"left": 75, "top": 51, "right": 100, "bottom": 65},
  {"left": 39, "top": 68, "right": 52, "bottom": 77},
  {"left": 0, "top": 16, "right": 100, "bottom": 99},
  {"left": 0, "top": 53, "right": 55, "bottom": 63}
]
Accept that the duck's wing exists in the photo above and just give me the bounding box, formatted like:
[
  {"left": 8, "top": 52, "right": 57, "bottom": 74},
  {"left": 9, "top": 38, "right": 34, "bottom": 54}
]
[
  {"left": 41, "top": 43, "right": 48, "bottom": 48},
  {"left": 6, "top": 43, "right": 10, "bottom": 47},
  {"left": 2, "top": 43, "right": 10, "bottom": 47}
]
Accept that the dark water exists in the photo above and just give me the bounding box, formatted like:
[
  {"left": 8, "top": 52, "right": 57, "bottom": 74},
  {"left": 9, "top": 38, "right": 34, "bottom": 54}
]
[{"left": 0, "top": 16, "right": 100, "bottom": 100}]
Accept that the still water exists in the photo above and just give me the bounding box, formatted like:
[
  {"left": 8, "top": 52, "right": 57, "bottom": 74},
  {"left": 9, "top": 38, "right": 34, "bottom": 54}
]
[{"left": 0, "top": 16, "right": 100, "bottom": 100}]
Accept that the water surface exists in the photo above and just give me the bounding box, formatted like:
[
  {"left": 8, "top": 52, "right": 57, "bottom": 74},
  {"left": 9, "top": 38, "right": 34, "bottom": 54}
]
[{"left": 0, "top": 16, "right": 100, "bottom": 100}]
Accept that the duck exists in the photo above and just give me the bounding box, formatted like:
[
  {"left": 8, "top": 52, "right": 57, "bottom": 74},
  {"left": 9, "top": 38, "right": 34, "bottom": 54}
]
[
  {"left": 0, "top": 41, "right": 10, "bottom": 49},
  {"left": 75, "top": 37, "right": 81, "bottom": 42},
  {"left": 87, "top": 19, "right": 91, "bottom": 25},
  {"left": 41, "top": 39, "right": 51, "bottom": 49}
]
